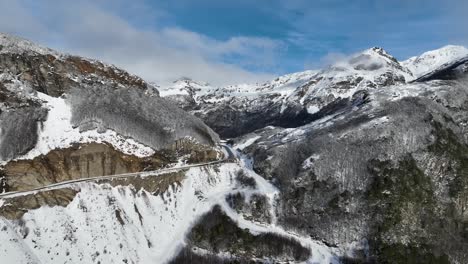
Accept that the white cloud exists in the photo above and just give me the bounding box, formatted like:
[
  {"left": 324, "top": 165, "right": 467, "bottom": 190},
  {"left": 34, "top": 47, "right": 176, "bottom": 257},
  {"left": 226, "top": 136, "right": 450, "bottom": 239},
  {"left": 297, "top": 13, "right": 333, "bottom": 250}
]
[
  {"left": 318, "top": 52, "right": 349, "bottom": 66},
  {"left": 0, "top": 0, "right": 281, "bottom": 86}
]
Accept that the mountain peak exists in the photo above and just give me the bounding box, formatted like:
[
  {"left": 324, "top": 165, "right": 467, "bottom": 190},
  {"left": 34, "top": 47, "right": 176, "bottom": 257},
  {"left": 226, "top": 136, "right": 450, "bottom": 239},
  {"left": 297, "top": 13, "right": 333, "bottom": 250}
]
[
  {"left": 370, "top": 46, "right": 387, "bottom": 54},
  {"left": 361, "top": 46, "right": 399, "bottom": 63}
]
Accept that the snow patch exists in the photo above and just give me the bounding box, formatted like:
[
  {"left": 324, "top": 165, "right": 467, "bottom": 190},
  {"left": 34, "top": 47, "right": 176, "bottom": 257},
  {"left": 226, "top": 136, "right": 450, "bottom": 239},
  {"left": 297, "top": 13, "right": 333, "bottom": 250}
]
[
  {"left": 302, "top": 154, "right": 320, "bottom": 169},
  {"left": 307, "top": 105, "right": 320, "bottom": 114},
  {"left": 17, "top": 92, "right": 155, "bottom": 160}
]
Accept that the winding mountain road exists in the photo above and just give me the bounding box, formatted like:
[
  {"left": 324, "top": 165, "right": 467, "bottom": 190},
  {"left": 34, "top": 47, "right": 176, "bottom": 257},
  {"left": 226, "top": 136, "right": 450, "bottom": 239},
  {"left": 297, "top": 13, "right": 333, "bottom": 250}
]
[{"left": 0, "top": 144, "right": 237, "bottom": 200}]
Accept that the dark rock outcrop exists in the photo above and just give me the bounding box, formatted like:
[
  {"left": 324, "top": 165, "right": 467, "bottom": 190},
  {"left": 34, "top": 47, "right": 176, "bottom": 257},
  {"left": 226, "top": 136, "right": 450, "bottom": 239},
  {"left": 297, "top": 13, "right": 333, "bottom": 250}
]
[{"left": 2, "top": 140, "right": 219, "bottom": 192}]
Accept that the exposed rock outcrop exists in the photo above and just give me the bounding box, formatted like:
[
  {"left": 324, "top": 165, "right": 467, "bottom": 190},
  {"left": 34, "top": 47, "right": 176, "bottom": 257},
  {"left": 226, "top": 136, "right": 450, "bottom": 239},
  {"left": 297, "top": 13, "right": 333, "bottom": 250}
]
[
  {"left": 2, "top": 139, "right": 220, "bottom": 192},
  {"left": 0, "top": 188, "right": 78, "bottom": 219}
]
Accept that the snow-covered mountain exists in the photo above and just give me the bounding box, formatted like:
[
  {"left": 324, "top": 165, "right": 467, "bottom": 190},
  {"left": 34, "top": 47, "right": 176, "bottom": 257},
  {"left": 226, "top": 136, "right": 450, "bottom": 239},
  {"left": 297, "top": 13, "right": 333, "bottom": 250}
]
[
  {"left": 2, "top": 33, "right": 468, "bottom": 264},
  {"left": 160, "top": 44, "right": 468, "bottom": 263},
  {"left": 160, "top": 46, "right": 467, "bottom": 137},
  {"left": 0, "top": 33, "right": 342, "bottom": 264},
  {"left": 0, "top": 33, "right": 219, "bottom": 162},
  {"left": 162, "top": 45, "right": 468, "bottom": 109}
]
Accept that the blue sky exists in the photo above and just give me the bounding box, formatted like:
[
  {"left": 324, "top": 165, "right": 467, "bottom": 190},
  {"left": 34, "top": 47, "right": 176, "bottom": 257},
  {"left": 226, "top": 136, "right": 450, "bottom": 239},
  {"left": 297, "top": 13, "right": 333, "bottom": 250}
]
[{"left": 0, "top": 0, "right": 467, "bottom": 85}]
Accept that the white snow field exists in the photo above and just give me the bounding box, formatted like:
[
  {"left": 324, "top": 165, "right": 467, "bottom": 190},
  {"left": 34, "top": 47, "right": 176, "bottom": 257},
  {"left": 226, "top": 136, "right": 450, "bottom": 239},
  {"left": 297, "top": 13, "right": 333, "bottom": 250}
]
[{"left": 0, "top": 161, "right": 340, "bottom": 264}]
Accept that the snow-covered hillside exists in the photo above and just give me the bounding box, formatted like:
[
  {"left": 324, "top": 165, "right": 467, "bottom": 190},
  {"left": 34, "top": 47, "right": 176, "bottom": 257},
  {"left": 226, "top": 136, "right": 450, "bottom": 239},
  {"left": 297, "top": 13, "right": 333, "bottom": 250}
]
[
  {"left": 0, "top": 33, "right": 219, "bottom": 163},
  {"left": 0, "top": 162, "right": 340, "bottom": 264},
  {"left": 402, "top": 45, "right": 468, "bottom": 79},
  {"left": 13, "top": 92, "right": 155, "bottom": 162},
  {"left": 0, "top": 33, "right": 228, "bottom": 263}
]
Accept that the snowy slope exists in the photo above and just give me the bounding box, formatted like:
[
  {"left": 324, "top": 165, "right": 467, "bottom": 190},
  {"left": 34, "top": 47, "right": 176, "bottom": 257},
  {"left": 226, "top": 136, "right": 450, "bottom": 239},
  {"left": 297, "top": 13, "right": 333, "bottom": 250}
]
[
  {"left": 162, "top": 45, "right": 468, "bottom": 110},
  {"left": 0, "top": 34, "right": 219, "bottom": 162},
  {"left": 286, "top": 47, "right": 410, "bottom": 109},
  {"left": 0, "top": 163, "right": 340, "bottom": 264},
  {"left": 187, "top": 47, "right": 408, "bottom": 111},
  {"left": 15, "top": 92, "right": 156, "bottom": 161},
  {"left": 402, "top": 45, "right": 468, "bottom": 79},
  {"left": 158, "top": 45, "right": 468, "bottom": 139}
]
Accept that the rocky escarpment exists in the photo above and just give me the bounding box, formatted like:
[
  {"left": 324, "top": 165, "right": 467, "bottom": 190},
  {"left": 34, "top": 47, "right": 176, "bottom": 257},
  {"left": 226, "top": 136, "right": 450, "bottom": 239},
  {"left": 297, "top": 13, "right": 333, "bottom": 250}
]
[
  {"left": 1, "top": 139, "right": 219, "bottom": 193},
  {"left": 0, "top": 188, "right": 79, "bottom": 219},
  {"left": 237, "top": 65, "right": 468, "bottom": 263},
  {"left": 0, "top": 34, "right": 155, "bottom": 97}
]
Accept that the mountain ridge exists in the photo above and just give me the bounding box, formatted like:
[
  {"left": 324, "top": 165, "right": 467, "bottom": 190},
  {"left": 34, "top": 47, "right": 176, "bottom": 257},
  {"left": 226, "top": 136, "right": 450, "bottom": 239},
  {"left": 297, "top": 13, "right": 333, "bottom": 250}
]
[{"left": 159, "top": 44, "right": 468, "bottom": 137}]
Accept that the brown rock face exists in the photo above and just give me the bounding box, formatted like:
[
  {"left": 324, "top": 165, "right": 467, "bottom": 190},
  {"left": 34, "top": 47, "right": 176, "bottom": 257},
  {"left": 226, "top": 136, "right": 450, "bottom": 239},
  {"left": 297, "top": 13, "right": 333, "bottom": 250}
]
[
  {"left": 65, "top": 56, "right": 148, "bottom": 90},
  {"left": 2, "top": 141, "right": 220, "bottom": 192},
  {"left": 0, "top": 53, "right": 152, "bottom": 97},
  {"left": 0, "top": 188, "right": 78, "bottom": 219},
  {"left": 3, "top": 143, "right": 151, "bottom": 192},
  {"left": 0, "top": 138, "right": 216, "bottom": 219},
  {"left": 102, "top": 171, "right": 186, "bottom": 196}
]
